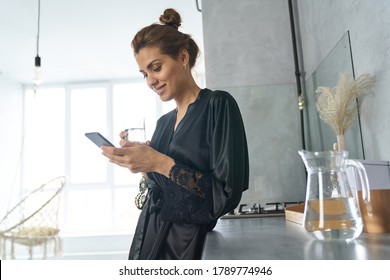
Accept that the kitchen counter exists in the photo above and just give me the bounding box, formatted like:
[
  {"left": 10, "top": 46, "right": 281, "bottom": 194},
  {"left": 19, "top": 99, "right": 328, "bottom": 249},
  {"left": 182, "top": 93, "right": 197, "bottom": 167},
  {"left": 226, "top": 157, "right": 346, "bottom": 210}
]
[{"left": 202, "top": 216, "right": 390, "bottom": 259}]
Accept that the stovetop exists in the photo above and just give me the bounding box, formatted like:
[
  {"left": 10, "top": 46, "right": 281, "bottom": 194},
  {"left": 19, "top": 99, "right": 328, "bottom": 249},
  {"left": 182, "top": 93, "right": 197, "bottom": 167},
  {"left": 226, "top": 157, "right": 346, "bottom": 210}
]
[{"left": 221, "top": 201, "right": 303, "bottom": 219}]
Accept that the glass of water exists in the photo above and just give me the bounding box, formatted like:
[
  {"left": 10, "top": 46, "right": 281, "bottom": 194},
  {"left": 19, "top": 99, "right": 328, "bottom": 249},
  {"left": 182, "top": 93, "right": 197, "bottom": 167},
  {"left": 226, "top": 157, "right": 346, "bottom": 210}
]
[{"left": 124, "top": 118, "right": 146, "bottom": 144}]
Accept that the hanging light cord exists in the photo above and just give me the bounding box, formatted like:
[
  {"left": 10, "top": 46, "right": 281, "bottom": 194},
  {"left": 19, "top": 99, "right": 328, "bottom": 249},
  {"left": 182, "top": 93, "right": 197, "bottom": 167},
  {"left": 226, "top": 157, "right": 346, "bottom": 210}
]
[
  {"left": 36, "top": 0, "right": 41, "bottom": 57},
  {"left": 33, "top": 0, "right": 41, "bottom": 91}
]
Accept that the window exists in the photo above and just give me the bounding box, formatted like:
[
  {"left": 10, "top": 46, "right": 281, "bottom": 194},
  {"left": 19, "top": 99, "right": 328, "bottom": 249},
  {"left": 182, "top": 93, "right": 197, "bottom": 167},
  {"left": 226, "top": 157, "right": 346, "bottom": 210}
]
[
  {"left": 70, "top": 86, "right": 108, "bottom": 184},
  {"left": 23, "top": 88, "right": 66, "bottom": 190},
  {"left": 22, "top": 82, "right": 175, "bottom": 235}
]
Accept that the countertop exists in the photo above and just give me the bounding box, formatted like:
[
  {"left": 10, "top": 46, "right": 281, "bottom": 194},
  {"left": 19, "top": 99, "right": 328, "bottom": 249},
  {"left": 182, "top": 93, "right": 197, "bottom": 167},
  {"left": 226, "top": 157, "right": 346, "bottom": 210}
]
[{"left": 202, "top": 216, "right": 390, "bottom": 260}]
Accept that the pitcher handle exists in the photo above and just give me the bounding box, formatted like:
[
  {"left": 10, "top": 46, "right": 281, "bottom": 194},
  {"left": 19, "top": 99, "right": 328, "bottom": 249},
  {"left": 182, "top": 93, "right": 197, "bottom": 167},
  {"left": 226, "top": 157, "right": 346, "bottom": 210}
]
[{"left": 346, "top": 159, "right": 373, "bottom": 216}]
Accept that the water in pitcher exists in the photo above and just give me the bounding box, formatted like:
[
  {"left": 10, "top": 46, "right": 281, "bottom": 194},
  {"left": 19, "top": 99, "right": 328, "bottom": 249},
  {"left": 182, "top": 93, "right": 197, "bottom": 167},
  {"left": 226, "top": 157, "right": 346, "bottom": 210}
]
[
  {"left": 299, "top": 150, "right": 372, "bottom": 241},
  {"left": 304, "top": 197, "right": 363, "bottom": 241}
]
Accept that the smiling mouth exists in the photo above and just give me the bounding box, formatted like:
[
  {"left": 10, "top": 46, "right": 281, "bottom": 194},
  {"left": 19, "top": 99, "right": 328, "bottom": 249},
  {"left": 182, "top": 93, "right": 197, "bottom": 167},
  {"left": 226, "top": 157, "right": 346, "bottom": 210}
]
[{"left": 153, "top": 85, "right": 166, "bottom": 95}]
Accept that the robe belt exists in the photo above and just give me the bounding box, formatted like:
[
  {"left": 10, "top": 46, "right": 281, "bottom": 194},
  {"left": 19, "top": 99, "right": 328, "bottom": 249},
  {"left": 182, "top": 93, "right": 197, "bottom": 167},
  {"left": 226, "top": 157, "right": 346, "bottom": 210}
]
[{"left": 145, "top": 178, "right": 165, "bottom": 214}]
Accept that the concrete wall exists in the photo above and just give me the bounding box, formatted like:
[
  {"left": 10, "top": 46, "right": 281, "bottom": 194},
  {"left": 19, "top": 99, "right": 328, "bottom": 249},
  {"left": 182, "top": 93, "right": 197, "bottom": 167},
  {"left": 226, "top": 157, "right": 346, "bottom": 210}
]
[
  {"left": 202, "top": 0, "right": 307, "bottom": 206},
  {"left": 203, "top": 0, "right": 296, "bottom": 87},
  {"left": 297, "top": 0, "right": 390, "bottom": 160},
  {"left": 0, "top": 76, "right": 24, "bottom": 217}
]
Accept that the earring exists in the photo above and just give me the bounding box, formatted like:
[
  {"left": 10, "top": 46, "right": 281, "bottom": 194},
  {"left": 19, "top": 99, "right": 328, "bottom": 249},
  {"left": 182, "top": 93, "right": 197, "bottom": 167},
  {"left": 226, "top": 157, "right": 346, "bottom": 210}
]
[{"left": 183, "top": 64, "right": 187, "bottom": 70}]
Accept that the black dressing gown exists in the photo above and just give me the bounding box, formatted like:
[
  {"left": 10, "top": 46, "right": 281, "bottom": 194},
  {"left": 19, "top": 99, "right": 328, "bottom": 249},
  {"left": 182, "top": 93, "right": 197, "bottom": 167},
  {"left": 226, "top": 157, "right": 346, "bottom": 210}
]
[{"left": 128, "top": 88, "right": 249, "bottom": 260}]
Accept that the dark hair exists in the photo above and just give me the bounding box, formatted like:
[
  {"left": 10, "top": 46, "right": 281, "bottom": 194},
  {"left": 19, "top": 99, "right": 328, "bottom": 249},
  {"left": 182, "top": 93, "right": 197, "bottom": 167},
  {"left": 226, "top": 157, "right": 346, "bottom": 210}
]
[{"left": 131, "top": 8, "right": 199, "bottom": 69}]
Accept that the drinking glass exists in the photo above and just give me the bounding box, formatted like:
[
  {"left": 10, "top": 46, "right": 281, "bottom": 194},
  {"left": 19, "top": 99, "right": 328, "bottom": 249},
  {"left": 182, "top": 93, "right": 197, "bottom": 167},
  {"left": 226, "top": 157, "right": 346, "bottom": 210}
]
[{"left": 124, "top": 118, "right": 146, "bottom": 144}]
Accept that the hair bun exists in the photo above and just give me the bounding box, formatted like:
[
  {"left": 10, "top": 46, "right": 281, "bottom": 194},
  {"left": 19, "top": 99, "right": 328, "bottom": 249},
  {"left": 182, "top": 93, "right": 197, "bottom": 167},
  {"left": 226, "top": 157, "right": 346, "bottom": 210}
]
[{"left": 159, "top": 8, "right": 181, "bottom": 29}]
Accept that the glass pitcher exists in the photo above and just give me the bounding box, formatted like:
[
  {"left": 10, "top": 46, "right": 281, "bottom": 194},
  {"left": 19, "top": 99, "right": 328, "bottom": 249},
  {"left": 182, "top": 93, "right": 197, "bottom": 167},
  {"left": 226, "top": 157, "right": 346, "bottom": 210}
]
[{"left": 298, "top": 150, "right": 372, "bottom": 241}]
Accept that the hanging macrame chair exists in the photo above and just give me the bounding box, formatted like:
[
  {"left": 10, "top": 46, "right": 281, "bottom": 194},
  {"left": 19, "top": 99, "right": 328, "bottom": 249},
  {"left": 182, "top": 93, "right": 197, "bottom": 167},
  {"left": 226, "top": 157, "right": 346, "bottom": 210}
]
[{"left": 0, "top": 176, "right": 66, "bottom": 259}]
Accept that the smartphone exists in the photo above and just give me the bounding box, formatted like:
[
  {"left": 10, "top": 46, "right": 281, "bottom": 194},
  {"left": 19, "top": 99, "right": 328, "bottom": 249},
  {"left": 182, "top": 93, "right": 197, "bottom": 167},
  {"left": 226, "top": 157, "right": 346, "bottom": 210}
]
[{"left": 85, "top": 132, "right": 115, "bottom": 147}]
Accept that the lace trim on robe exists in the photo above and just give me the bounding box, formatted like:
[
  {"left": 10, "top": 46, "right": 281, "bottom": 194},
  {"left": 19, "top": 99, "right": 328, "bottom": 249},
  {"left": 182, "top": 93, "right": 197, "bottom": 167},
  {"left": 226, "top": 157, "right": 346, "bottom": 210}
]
[
  {"left": 169, "top": 164, "right": 206, "bottom": 198},
  {"left": 156, "top": 164, "right": 212, "bottom": 224}
]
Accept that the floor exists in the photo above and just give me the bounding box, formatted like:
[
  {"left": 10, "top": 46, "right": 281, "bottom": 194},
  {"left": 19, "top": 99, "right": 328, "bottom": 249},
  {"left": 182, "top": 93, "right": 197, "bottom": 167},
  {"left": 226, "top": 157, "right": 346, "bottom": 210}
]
[{"left": 1, "top": 233, "right": 132, "bottom": 260}]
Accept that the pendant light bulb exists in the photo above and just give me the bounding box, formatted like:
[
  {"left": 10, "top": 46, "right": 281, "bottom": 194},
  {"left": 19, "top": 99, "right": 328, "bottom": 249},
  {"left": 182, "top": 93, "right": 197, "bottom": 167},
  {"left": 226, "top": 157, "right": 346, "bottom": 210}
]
[{"left": 33, "top": 55, "right": 43, "bottom": 85}]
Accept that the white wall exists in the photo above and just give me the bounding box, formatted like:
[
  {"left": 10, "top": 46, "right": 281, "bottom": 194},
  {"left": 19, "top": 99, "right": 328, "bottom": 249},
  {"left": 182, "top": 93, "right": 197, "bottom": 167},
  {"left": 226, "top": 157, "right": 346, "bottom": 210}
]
[
  {"left": 297, "top": 0, "right": 390, "bottom": 160},
  {"left": 0, "top": 76, "right": 24, "bottom": 217}
]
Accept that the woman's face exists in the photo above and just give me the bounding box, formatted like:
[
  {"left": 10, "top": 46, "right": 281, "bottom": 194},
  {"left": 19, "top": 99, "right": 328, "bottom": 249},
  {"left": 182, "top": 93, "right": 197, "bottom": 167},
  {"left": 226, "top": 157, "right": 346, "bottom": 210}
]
[{"left": 135, "top": 46, "right": 187, "bottom": 102}]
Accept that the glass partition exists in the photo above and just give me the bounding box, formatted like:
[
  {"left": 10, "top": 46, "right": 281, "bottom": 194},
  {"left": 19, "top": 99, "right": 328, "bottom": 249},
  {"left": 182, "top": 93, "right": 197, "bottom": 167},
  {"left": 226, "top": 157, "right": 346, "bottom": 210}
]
[
  {"left": 217, "top": 31, "right": 364, "bottom": 206},
  {"left": 303, "top": 31, "right": 364, "bottom": 159}
]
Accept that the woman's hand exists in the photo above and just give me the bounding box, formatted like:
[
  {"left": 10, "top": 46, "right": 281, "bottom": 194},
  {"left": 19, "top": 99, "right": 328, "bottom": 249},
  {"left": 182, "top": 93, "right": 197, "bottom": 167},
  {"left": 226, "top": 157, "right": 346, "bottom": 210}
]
[
  {"left": 100, "top": 141, "right": 174, "bottom": 178},
  {"left": 119, "top": 130, "right": 128, "bottom": 144}
]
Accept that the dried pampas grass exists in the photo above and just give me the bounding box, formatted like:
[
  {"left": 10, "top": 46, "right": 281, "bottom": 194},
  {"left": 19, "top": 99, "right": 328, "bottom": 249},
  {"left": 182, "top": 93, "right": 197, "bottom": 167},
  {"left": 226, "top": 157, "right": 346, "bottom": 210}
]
[{"left": 316, "top": 72, "right": 375, "bottom": 150}]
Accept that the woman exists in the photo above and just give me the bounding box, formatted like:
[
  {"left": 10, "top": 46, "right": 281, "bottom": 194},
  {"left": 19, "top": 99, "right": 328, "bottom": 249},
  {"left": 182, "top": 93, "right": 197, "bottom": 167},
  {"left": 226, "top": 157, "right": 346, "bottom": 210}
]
[{"left": 101, "top": 8, "right": 249, "bottom": 260}]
